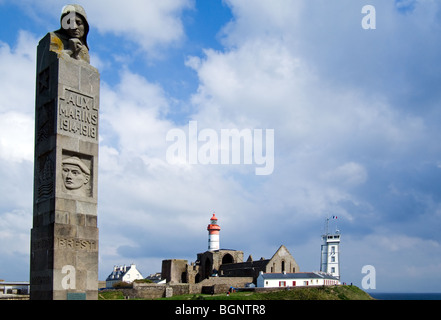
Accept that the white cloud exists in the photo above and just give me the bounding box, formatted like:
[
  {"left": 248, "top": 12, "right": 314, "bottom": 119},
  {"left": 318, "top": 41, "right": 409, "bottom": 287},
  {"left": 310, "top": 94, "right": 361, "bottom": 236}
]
[
  {"left": 0, "top": 31, "right": 35, "bottom": 249},
  {"left": 343, "top": 232, "right": 441, "bottom": 291},
  {"left": 184, "top": 25, "right": 429, "bottom": 231},
  {"left": 0, "top": 210, "right": 31, "bottom": 256},
  {"left": 220, "top": 0, "right": 303, "bottom": 47},
  {"left": 0, "top": 30, "right": 36, "bottom": 280},
  {"left": 96, "top": 68, "right": 266, "bottom": 270},
  {"left": 86, "top": 0, "right": 193, "bottom": 53},
  {"left": 176, "top": 5, "right": 441, "bottom": 292},
  {"left": 8, "top": 0, "right": 193, "bottom": 58},
  {"left": 0, "top": 31, "right": 36, "bottom": 112},
  {"left": 323, "top": 162, "right": 368, "bottom": 187},
  {"left": 374, "top": 233, "right": 440, "bottom": 253},
  {"left": 100, "top": 69, "right": 171, "bottom": 156},
  {"left": 0, "top": 31, "right": 37, "bottom": 162},
  {"left": 0, "top": 112, "right": 34, "bottom": 162}
]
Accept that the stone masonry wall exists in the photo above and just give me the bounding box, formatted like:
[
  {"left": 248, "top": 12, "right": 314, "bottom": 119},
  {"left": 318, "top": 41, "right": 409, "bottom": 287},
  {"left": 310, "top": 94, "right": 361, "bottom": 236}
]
[{"left": 118, "top": 276, "right": 254, "bottom": 299}]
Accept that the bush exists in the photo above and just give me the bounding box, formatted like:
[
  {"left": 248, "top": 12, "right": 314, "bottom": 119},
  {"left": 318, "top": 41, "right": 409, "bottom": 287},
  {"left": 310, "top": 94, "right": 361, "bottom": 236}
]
[
  {"left": 112, "top": 281, "right": 133, "bottom": 289},
  {"left": 133, "top": 279, "right": 154, "bottom": 284}
]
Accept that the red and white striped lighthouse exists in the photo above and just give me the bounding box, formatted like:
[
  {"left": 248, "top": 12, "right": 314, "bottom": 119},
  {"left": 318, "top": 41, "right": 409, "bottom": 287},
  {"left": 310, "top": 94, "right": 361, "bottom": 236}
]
[{"left": 207, "top": 213, "right": 221, "bottom": 251}]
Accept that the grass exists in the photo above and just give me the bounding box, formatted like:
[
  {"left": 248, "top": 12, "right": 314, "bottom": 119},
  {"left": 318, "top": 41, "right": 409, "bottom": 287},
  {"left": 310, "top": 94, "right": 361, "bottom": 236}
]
[
  {"left": 157, "top": 285, "right": 374, "bottom": 301},
  {"left": 98, "top": 285, "right": 374, "bottom": 300},
  {"left": 98, "top": 290, "right": 126, "bottom": 300}
]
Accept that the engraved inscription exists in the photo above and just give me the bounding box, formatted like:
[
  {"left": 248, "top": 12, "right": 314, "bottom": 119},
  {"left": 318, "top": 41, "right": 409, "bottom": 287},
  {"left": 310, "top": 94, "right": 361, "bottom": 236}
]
[
  {"left": 56, "top": 237, "right": 97, "bottom": 251},
  {"left": 58, "top": 88, "right": 98, "bottom": 139}
]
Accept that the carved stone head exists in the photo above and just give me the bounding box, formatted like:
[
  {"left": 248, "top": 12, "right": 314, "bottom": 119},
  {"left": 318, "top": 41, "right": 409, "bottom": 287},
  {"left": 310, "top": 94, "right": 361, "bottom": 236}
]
[{"left": 59, "top": 4, "right": 89, "bottom": 49}]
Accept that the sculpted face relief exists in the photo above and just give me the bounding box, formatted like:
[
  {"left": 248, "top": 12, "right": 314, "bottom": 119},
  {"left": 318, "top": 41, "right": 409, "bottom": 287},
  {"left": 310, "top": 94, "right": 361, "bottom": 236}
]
[{"left": 61, "top": 157, "right": 90, "bottom": 196}]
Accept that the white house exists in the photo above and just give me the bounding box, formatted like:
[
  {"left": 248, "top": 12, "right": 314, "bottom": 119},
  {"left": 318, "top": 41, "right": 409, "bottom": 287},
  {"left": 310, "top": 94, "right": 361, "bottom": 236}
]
[
  {"left": 106, "top": 264, "right": 144, "bottom": 288},
  {"left": 257, "top": 272, "right": 340, "bottom": 288}
]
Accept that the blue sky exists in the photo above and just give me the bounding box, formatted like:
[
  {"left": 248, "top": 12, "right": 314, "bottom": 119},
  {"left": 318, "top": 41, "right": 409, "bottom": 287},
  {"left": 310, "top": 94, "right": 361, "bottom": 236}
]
[{"left": 1, "top": 0, "right": 441, "bottom": 293}]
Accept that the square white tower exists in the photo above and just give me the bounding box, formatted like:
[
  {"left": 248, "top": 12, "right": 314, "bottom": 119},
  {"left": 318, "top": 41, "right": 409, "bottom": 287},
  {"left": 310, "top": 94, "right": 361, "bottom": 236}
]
[{"left": 320, "top": 218, "right": 341, "bottom": 280}]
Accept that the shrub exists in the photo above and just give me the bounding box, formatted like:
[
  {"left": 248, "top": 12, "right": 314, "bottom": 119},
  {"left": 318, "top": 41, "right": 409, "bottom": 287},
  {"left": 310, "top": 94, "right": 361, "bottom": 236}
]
[{"left": 112, "top": 281, "right": 133, "bottom": 289}]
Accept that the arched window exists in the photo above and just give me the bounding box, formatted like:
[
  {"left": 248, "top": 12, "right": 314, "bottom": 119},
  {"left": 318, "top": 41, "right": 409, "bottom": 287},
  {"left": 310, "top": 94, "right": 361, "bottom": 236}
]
[
  {"left": 204, "top": 258, "right": 212, "bottom": 279},
  {"left": 222, "top": 253, "right": 234, "bottom": 265}
]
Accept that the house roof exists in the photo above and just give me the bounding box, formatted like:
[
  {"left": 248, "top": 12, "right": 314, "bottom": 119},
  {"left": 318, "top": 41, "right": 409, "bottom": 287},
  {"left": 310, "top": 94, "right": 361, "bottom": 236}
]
[
  {"left": 259, "top": 272, "right": 339, "bottom": 281},
  {"left": 106, "top": 265, "right": 136, "bottom": 281}
]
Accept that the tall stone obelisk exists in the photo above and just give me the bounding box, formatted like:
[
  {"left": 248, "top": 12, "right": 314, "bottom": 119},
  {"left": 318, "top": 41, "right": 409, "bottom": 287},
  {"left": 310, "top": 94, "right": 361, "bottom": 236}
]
[{"left": 30, "top": 4, "right": 99, "bottom": 300}]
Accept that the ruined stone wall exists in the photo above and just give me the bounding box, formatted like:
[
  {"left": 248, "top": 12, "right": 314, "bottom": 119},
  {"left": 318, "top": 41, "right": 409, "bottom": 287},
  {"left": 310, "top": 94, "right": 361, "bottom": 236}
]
[
  {"left": 118, "top": 276, "right": 253, "bottom": 299},
  {"left": 188, "top": 277, "right": 253, "bottom": 295},
  {"left": 161, "top": 259, "right": 188, "bottom": 284}
]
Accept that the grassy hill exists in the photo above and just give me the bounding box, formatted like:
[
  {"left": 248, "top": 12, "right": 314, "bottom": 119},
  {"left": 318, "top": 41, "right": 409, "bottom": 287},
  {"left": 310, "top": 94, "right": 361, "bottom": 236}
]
[
  {"left": 99, "top": 285, "right": 374, "bottom": 300},
  {"left": 164, "top": 285, "right": 374, "bottom": 301}
]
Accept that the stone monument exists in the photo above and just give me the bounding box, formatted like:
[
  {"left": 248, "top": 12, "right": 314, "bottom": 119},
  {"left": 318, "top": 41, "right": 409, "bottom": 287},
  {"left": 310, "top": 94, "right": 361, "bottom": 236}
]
[{"left": 30, "top": 4, "right": 100, "bottom": 300}]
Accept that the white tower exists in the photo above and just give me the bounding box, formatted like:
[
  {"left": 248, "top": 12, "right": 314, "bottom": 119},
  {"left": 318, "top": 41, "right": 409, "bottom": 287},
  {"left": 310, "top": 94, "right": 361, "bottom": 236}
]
[
  {"left": 207, "top": 213, "right": 221, "bottom": 251},
  {"left": 320, "top": 217, "right": 341, "bottom": 280}
]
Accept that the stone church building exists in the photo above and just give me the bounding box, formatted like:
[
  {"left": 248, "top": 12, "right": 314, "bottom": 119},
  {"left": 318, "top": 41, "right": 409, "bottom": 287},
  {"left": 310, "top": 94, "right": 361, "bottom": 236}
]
[
  {"left": 162, "top": 245, "right": 299, "bottom": 285},
  {"left": 162, "top": 215, "right": 300, "bottom": 285}
]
